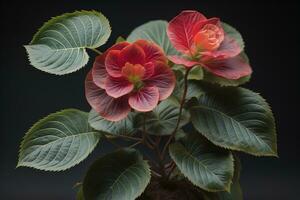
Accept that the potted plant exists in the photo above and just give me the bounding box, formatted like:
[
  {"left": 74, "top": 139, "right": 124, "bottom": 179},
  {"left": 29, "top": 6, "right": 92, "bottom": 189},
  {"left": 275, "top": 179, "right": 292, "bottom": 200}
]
[{"left": 18, "top": 9, "right": 277, "bottom": 200}]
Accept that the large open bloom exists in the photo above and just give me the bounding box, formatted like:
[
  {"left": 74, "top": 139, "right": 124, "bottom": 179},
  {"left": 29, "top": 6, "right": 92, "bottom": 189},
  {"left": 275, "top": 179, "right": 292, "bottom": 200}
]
[
  {"left": 85, "top": 40, "right": 175, "bottom": 121},
  {"left": 167, "top": 10, "right": 252, "bottom": 79}
]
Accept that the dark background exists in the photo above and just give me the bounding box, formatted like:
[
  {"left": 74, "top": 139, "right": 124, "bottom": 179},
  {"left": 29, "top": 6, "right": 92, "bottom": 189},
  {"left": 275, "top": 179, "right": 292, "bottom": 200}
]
[{"left": 0, "top": 0, "right": 299, "bottom": 199}]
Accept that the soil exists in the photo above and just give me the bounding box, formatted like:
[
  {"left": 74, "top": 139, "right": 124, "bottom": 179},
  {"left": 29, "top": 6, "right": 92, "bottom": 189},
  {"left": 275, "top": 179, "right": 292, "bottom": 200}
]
[{"left": 137, "top": 178, "right": 205, "bottom": 200}]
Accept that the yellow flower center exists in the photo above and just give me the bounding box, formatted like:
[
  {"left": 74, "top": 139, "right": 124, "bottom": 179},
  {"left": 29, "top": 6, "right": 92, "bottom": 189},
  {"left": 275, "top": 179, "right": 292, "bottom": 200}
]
[{"left": 121, "top": 62, "right": 145, "bottom": 90}]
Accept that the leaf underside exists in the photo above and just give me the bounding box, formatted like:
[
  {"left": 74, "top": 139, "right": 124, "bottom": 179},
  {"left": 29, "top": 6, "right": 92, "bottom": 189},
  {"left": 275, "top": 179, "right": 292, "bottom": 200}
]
[
  {"left": 18, "top": 109, "right": 100, "bottom": 171},
  {"left": 25, "top": 10, "right": 111, "bottom": 75}
]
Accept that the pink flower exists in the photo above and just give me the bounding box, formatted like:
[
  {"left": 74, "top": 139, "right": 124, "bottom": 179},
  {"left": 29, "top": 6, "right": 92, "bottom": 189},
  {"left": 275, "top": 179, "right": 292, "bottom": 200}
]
[
  {"left": 167, "top": 10, "right": 252, "bottom": 80},
  {"left": 85, "top": 40, "right": 176, "bottom": 121}
]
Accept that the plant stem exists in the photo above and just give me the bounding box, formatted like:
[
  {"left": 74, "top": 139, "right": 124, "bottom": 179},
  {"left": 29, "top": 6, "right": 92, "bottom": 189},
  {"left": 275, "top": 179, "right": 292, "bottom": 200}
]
[
  {"left": 103, "top": 135, "right": 123, "bottom": 148},
  {"left": 113, "top": 134, "right": 142, "bottom": 141},
  {"left": 151, "top": 170, "right": 162, "bottom": 178},
  {"left": 166, "top": 162, "right": 176, "bottom": 179},
  {"left": 142, "top": 113, "right": 147, "bottom": 143},
  {"left": 154, "top": 136, "right": 166, "bottom": 178},
  {"left": 143, "top": 152, "right": 160, "bottom": 169},
  {"left": 90, "top": 48, "right": 102, "bottom": 55},
  {"left": 147, "top": 135, "right": 156, "bottom": 147},
  {"left": 141, "top": 114, "right": 155, "bottom": 149},
  {"left": 161, "top": 68, "right": 191, "bottom": 159},
  {"left": 128, "top": 141, "right": 142, "bottom": 148}
]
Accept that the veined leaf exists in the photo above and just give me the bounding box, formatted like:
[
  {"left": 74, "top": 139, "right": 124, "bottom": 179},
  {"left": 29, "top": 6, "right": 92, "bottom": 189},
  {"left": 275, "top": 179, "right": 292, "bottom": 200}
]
[
  {"left": 83, "top": 149, "right": 151, "bottom": 200},
  {"left": 188, "top": 66, "right": 204, "bottom": 80},
  {"left": 169, "top": 133, "right": 234, "bottom": 192},
  {"left": 203, "top": 155, "right": 243, "bottom": 200},
  {"left": 127, "top": 20, "right": 179, "bottom": 56},
  {"left": 172, "top": 70, "right": 204, "bottom": 102},
  {"left": 202, "top": 52, "right": 251, "bottom": 87},
  {"left": 25, "top": 10, "right": 111, "bottom": 75},
  {"left": 137, "top": 99, "right": 190, "bottom": 136},
  {"left": 88, "top": 109, "right": 137, "bottom": 136},
  {"left": 18, "top": 109, "right": 100, "bottom": 171},
  {"left": 202, "top": 70, "right": 251, "bottom": 87},
  {"left": 222, "top": 22, "right": 244, "bottom": 50},
  {"left": 191, "top": 84, "right": 277, "bottom": 156}
]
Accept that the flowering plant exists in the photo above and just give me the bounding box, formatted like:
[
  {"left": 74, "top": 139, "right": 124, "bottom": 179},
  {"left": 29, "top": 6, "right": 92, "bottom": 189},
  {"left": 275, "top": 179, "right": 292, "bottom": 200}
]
[{"left": 19, "top": 10, "right": 277, "bottom": 200}]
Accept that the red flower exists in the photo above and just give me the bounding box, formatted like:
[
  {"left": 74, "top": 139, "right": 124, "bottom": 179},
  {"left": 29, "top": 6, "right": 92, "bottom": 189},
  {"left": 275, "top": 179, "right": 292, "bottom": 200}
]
[
  {"left": 167, "top": 10, "right": 252, "bottom": 79},
  {"left": 85, "top": 40, "right": 175, "bottom": 121}
]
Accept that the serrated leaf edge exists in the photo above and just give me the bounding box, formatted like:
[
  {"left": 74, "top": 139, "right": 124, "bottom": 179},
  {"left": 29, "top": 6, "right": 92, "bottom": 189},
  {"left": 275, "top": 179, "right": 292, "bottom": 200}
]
[
  {"left": 169, "top": 143, "right": 233, "bottom": 192},
  {"left": 17, "top": 108, "right": 101, "bottom": 171},
  {"left": 191, "top": 87, "right": 278, "bottom": 157}
]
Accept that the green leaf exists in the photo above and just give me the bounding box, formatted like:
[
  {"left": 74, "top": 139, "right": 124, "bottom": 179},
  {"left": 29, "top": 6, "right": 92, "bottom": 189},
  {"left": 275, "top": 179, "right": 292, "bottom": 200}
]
[
  {"left": 115, "top": 36, "right": 125, "bottom": 43},
  {"left": 190, "top": 84, "right": 277, "bottom": 156},
  {"left": 172, "top": 70, "right": 204, "bottom": 102},
  {"left": 188, "top": 66, "right": 204, "bottom": 80},
  {"left": 202, "top": 69, "right": 251, "bottom": 87},
  {"left": 222, "top": 22, "right": 244, "bottom": 50},
  {"left": 169, "top": 133, "right": 234, "bottom": 192},
  {"left": 25, "top": 10, "right": 111, "bottom": 75},
  {"left": 203, "top": 155, "right": 243, "bottom": 200},
  {"left": 88, "top": 109, "right": 137, "bottom": 136},
  {"left": 137, "top": 99, "right": 190, "bottom": 136},
  {"left": 83, "top": 148, "right": 151, "bottom": 200},
  {"left": 17, "top": 109, "right": 100, "bottom": 171},
  {"left": 127, "top": 20, "right": 179, "bottom": 56}
]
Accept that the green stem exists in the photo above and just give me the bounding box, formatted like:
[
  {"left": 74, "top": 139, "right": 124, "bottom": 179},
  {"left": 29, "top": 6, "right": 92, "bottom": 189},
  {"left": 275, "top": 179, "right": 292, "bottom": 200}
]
[
  {"left": 161, "top": 68, "right": 191, "bottom": 158},
  {"left": 141, "top": 113, "right": 155, "bottom": 149},
  {"left": 128, "top": 141, "right": 142, "bottom": 148},
  {"left": 142, "top": 113, "right": 147, "bottom": 143},
  {"left": 106, "top": 133, "right": 142, "bottom": 141},
  {"left": 91, "top": 48, "right": 102, "bottom": 55},
  {"left": 154, "top": 136, "right": 166, "bottom": 178},
  {"left": 166, "top": 162, "right": 176, "bottom": 179}
]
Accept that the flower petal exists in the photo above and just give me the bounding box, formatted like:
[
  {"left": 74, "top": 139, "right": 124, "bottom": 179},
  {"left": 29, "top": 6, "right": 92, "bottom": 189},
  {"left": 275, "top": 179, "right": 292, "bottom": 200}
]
[
  {"left": 105, "top": 76, "right": 134, "bottom": 98},
  {"left": 85, "top": 71, "right": 131, "bottom": 121},
  {"left": 92, "top": 55, "right": 107, "bottom": 89},
  {"left": 145, "top": 63, "right": 176, "bottom": 100},
  {"left": 201, "top": 36, "right": 241, "bottom": 61},
  {"left": 128, "top": 86, "right": 159, "bottom": 112},
  {"left": 167, "top": 10, "right": 207, "bottom": 54},
  {"left": 105, "top": 50, "right": 124, "bottom": 78},
  {"left": 119, "top": 43, "right": 146, "bottom": 65},
  {"left": 143, "top": 62, "right": 155, "bottom": 79},
  {"left": 103, "top": 42, "right": 131, "bottom": 58},
  {"left": 192, "top": 17, "right": 222, "bottom": 35},
  {"left": 203, "top": 55, "right": 252, "bottom": 80},
  {"left": 101, "top": 42, "right": 130, "bottom": 78},
  {"left": 135, "top": 40, "right": 167, "bottom": 64},
  {"left": 122, "top": 63, "right": 146, "bottom": 80},
  {"left": 168, "top": 55, "right": 199, "bottom": 68},
  {"left": 91, "top": 42, "right": 138, "bottom": 98}
]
